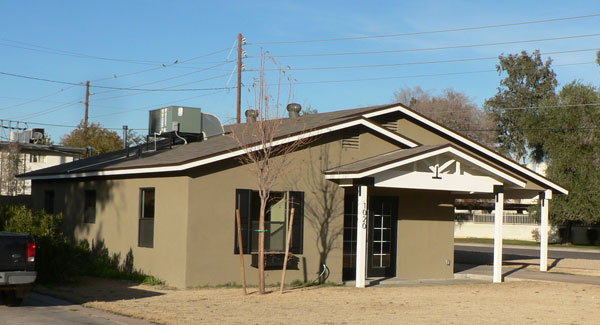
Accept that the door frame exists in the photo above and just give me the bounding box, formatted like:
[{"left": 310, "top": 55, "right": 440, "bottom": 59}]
[{"left": 367, "top": 196, "right": 398, "bottom": 278}]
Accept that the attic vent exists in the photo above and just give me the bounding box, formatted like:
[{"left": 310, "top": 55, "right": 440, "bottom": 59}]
[
  {"left": 342, "top": 127, "right": 360, "bottom": 149},
  {"left": 377, "top": 115, "right": 399, "bottom": 132}
]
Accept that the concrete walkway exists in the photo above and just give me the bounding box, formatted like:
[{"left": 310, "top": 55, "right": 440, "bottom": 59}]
[{"left": 455, "top": 263, "right": 600, "bottom": 285}]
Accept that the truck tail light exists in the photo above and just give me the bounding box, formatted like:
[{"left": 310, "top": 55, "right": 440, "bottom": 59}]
[{"left": 27, "top": 242, "right": 36, "bottom": 262}]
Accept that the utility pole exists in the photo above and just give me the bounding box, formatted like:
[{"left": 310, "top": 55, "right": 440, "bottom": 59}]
[
  {"left": 237, "top": 33, "right": 243, "bottom": 124},
  {"left": 84, "top": 80, "right": 90, "bottom": 129}
]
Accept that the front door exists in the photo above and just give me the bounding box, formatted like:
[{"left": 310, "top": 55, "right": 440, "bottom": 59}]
[{"left": 367, "top": 196, "right": 398, "bottom": 277}]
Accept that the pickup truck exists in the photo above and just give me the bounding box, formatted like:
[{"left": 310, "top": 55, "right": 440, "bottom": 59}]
[{"left": 0, "top": 231, "right": 36, "bottom": 306}]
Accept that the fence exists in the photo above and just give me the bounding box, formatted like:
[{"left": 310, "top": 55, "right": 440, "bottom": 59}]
[{"left": 455, "top": 213, "right": 538, "bottom": 225}]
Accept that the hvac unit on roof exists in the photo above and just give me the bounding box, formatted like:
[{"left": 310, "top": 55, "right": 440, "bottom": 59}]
[{"left": 147, "top": 106, "right": 224, "bottom": 141}]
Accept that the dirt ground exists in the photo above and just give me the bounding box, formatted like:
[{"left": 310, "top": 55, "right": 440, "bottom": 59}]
[{"left": 36, "top": 277, "right": 600, "bottom": 324}]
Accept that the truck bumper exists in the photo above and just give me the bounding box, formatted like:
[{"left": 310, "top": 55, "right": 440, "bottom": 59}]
[{"left": 0, "top": 271, "right": 37, "bottom": 286}]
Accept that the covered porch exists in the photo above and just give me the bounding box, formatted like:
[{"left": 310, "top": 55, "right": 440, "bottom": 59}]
[{"left": 325, "top": 144, "right": 562, "bottom": 288}]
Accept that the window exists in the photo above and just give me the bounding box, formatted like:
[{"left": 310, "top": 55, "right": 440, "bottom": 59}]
[
  {"left": 234, "top": 189, "right": 303, "bottom": 254},
  {"left": 29, "top": 154, "right": 45, "bottom": 163},
  {"left": 44, "top": 190, "right": 54, "bottom": 214},
  {"left": 138, "top": 188, "right": 155, "bottom": 248},
  {"left": 84, "top": 190, "right": 96, "bottom": 223}
]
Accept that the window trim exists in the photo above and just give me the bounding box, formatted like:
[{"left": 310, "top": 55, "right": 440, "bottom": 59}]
[
  {"left": 138, "top": 187, "right": 155, "bottom": 248},
  {"left": 234, "top": 189, "right": 304, "bottom": 255}
]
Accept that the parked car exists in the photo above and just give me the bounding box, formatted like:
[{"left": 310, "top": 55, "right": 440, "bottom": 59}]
[{"left": 0, "top": 231, "right": 36, "bottom": 306}]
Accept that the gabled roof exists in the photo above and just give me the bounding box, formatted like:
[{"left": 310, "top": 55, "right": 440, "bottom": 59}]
[
  {"left": 324, "top": 143, "right": 527, "bottom": 190},
  {"left": 19, "top": 104, "right": 418, "bottom": 180},
  {"left": 361, "top": 104, "right": 568, "bottom": 195},
  {"left": 18, "top": 102, "right": 568, "bottom": 196}
]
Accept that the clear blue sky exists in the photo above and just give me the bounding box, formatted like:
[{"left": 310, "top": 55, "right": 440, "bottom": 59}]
[{"left": 1, "top": 1, "right": 599, "bottom": 142}]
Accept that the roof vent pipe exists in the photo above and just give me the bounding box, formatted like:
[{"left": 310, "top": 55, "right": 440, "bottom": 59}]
[
  {"left": 245, "top": 109, "right": 258, "bottom": 123},
  {"left": 287, "top": 103, "right": 301, "bottom": 118}
]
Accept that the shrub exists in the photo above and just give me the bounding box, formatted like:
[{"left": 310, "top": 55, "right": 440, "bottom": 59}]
[
  {"left": 0, "top": 205, "right": 163, "bottom": 284},
  {"left": 0, "top": 205, "right": 74, "bottom": 283}
]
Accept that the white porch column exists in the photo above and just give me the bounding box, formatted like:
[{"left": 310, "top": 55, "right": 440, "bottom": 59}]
[
  {"left": 540, "top": 189, "right": 552, "bottom": 272},
  {"left": 493, "top": 185, "right": 504, "bottom": 283},
  {"left": 356, "top": 185, "right": 368, "bottom": 288}
]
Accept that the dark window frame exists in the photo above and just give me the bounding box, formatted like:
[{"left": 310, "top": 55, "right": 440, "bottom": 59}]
[
  {"left": 138, "top": 187, "right": 155, "bottom": 248},
  {"left": 234, "top": 189, "right": 304, "bottom": 255},
  {"left": 84, "top": 190, "right": 96, "bottom": 223}
]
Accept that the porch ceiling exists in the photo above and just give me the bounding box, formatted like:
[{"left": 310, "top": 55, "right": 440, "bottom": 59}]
[{"left": 324, "top": 144, "right": 530, "bottom": 194}]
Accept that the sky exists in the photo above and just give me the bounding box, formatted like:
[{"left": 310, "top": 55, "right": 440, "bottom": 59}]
[{"left": 1, "top": 1, "right": 599, "bottom": 142}]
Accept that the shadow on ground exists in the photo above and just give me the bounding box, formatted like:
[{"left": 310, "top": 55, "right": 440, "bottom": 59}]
[
  {"left": 454, "top": 249, "right": 561, "bottom": 274},
  {"left": 33, "top": 276, "right": 164, "bottom": 305}
]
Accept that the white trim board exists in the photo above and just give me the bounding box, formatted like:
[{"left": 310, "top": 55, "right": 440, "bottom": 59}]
[
  {"left": 362, "top": 105, "right": 568, "bottom": 195},
  {"left": 324, "top": 146, "right": 527, "bottom": 189}
]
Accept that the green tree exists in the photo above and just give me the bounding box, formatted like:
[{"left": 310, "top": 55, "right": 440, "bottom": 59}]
[
  {"left": 484, "top": 50, "right": 558, "bottom": 163},
  {"left": 61, "top": 121, "right": 122, "bottom": 157},
  {"left": 534, "top": 82, "right": 600, "bottom": 226}
]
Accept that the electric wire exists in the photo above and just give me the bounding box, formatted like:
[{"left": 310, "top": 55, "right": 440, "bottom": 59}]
[
  {"left": 91, "top": 62, "right": 234, "bottom": 97},
  {"left": 256, "top": 33, "right": 600, "bottom": 58},
  {"left": 0, "top": 85, "right": 76, "bottom": 111},
  {"left": 0, "top": 38, "right": 232, "bottom": 69},
  {"left": 247, "top": 48, "right": 600, "bottom": 71},
  {"left": 291, "top": 61, "right": 596, "bottom": 85},
  {"left": 0, "top": 70, "right": 233, "bottom": 92},
  {"left": 248, "top": 13, "right": 600, "bottom": 45}
]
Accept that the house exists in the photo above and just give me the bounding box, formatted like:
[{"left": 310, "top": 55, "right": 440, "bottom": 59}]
[
  {"left": 20, "top": 104, "right": 567, "bottom": 288},
  {"left": 1, "top": 128, "right": 85, "bottom": 197}
]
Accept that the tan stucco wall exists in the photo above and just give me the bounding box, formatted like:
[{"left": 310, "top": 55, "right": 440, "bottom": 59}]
[
  {"left": 184, "top": 128, "right": 404, "bottom": 287},
  {"left": 32, "top": 176, "right": 189, "bottom": 288},
  {"left": 395, "top": 190, "right": 455, "bottom": 279},
  {"left": 29, "top": 121, "right": 458, "bottom": 287},
  {"left": 397, "top": 118, "right": 452, "bottom": 145}
]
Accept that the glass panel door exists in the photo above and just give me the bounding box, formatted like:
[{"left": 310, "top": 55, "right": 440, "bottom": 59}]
[{"left": 368, "top": 196, "right": 397, "bottom": 277}]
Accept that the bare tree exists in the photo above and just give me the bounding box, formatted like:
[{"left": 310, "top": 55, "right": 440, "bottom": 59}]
[
  {"left": 393, "top": 87, "right": 495, "bottom": 146},
  {"left": 1, "top": 142, "right": 24, "bottom": 196},
  {"left": 229, "top": 52, "right": 310, "bottom": 294}
]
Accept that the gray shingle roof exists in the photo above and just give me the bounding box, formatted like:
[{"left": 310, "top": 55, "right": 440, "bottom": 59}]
[{"left": 19, "top": 103, "right": 396, "bottom": 178}]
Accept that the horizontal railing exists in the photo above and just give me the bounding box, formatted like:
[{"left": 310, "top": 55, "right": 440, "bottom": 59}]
[{"left": 455, "top": 213, "right": 538, "bottom": 225}]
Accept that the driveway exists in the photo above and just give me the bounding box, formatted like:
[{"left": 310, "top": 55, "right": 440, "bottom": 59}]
[
  {"left": 455, "top": 242, "right": 600, "bottom": 284},
  {"left": 0, "top": 292, "right": 151, "bottom": 325},
  {"left": 455, "top": 243, "right": 600, "bottom": 262}
]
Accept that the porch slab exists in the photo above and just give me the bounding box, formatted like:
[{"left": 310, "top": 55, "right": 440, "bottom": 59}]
[{"left": 343, "top": 276, "right": 488, "bottom": 287}]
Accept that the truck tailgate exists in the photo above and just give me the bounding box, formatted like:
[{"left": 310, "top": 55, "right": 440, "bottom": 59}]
[{"left": 0, "top": 232, "right": 31, "bottom": 272}]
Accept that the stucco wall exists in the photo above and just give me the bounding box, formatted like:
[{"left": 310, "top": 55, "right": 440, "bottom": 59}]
[
  {"left": 382, "top": 189, "right": 455, "bottom": 279},
  {"left": 184, "top": 128, "right": 404, "bottom": 287},
  {"left": 28, "top": 117, "right": 468, "bottom": 287},
  {"left": 32, "top": 176, "right": 189, "bottom": 288}
]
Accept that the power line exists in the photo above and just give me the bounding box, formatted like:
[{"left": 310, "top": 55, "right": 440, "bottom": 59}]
[
  {"left": 0, "top": 85, "right": 77, "bottom": 111},
  {"left": 0, "top": 71, "right": 233, "bottom": 92},
  {"left": 247, "top": 48, "right": 600, "bottom": 71},
  {"left": 87, "top": 89, "right": 230, "bottom": 120},
  {"left": 91, "top": 61, "right": 234, "bottom": 96},
  {"left": 0, "top": 38, "right": 232, "bottom": 69},
  {"left": 291, "top": 61, "right": 596, "bottom": 85},
  {"left": 91, "top": 73, "right": 232, "bottom": 102},
  {"left": 89, "top": 47, "right": 233, "bottom": 83},
  {"left": 256, "top": 33, "right": 600, "bottom": 58},
  {"left": 248, "top": 13, "right": 600, "bottom": 45}
]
